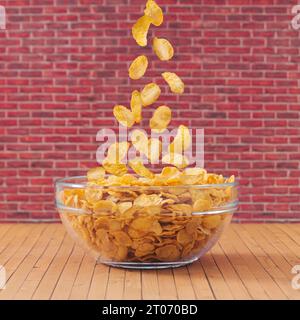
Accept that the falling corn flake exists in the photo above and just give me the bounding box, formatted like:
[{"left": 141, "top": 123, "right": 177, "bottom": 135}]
[
  {"left": 129, "top": 55, "right": 149, "bottom": 80},
  {"left": 162, "top": 152, "right": 189, "bottom": 169},
  {"left": 130, "top": 90, "right": 143, "bottom": 124},
  {"left": 153, "top": 37, "right": 174, "bottom": 61},
  {"left": 144, "top": 0, "right": 164, "bottom": 27},
  {"left": 162, "top": 72, "right": 185, "bottom": 94},
  {"left": 106, "top": 141, "right": 130, "bottom": 163},
  {"left": 147, "top": 138, "right": 161, "bottom": 163},
  {"left": 129, "top": 157, "right": 155, "bottom": 179},
  {"left": 132, "top": 15, "right": 152, "bottom": 47},
  {"left": 150, "top": 105, "right": 172, "bottom": 133},
  {"left": 65, "top": 0, "right": 237, "bottom": 265},
  {"left": 130, "top": 129, "right": 149, "bottom": 155},
  {"left": 169, "top": 125, "right": 191, "bottom": 154},
  {"left": 102, "top": 159, "right": 128, "bottom": 177},
  {"left": 113, "top": 105, "right": 135, "bottom": 128},
  {"left": 141, "top": 82, "right": 161, "bottom": 107}
]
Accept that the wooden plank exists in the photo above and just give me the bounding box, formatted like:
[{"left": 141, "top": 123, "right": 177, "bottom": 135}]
[
  {"left": 0, "top": 224, "right": 46, "bottom": 282},
  {"left": 157, "top": 269, "right": 178, "bottom": 300},
  {"left": 173, "top": 267, "right": 196, "bottom": 300},
  {"left": 245, "top": 224, "right": 296, "bottom": 280},
  {"left": 0, "top": 224, "right": 13, "bottom": 241},
  {"left": 264, "top": 224, "right": 300, "bottom": 259},
  {"left": 200, "top": 252, "right": 233, "bottom": 300},
  {"left": 0, "top": 224, "right": 56, "bottom": 300},
  {"left": 14, "top": 225, "right": 66, "bottom": 300},
  {"left": 276, "top": 224, "right": 300, "bottom": 247},
  {"left": 219, "top": 228, "right": 269, "bottom": 299},
  {"left": 141, "top": 270, "right": 159, "bottom": 300},
  {"left": 232, "top": 224, "right": 298, "bottom": 300},
  {"left": 123, "top": 270, "right": 142, "bottom": 300},
  {"left": 31, "top": 233, "right": 74, "bottom": 300},
  {"left": 87, "top": 264, "right": 109, "bottom": 300},
  {"left": 0, "top": 225, "right": 32, "bottom": 261},
  {"left": 211, "top": 242, "right": 251, "bottom": 300},
  {"left": 51, "top": 245, "right": 85, "bottom": 300},
  {"left": 187, "top": 260, "right": 215, "bottom": 300},
  {"left": 257, "top": 224, "right": 299, "bottom": 267},
  {"left": 0, "top": 223, "right": 298, "bottom": 300},
  {"left": 286, "top": 224, "right": 300, "bottom": 236},
  {"left": 69, "top": 254, "right": 96, "bottom": 300},
  {"left": 105, "top": 267, "right": 126, "bottom": 300},
  {"left": 226, "top": 227, "right": 286, "bottom": 300}
]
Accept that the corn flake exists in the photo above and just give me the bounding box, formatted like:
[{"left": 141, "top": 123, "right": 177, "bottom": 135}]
[
  {"left": 141, "top": 83, "right": 161, "bottom": 107},
  {"left": 144, "top": 0, "right": 163, "bottom": 27},
  {"left": 162, "top": 72, "right": 185, "bottom": 94},
  {"left": 153, "top": 37, "right": 174, "bottom": 61},
  {"left": 129, "top": 157, "right": 155, "bottom": 179},
  {"left": 162, "top": 153, "right": 189, "bottom": 169},
  {"left": 113, "top": 105, "right": 135, "bottom": 128},
  {"left": 129, "top": 55, "right": 148, "bottom": 80},
  {"left": 150, "top": 105, "right": 172, "bottom": 133},
  {"left": 131, "top": 129, "right": 149, "bottom": 155},
  {"left": 102, "top": 160, "right": 128, "bottom": 177},
  {"left": 130, "top": 90, "right": 142, "bottom": 124},
  {"left": 106, "top": 141, "right": 129, "bottom": 163},
  {"left": 132, "top": 15, "right": 152, "bottom": 47}
]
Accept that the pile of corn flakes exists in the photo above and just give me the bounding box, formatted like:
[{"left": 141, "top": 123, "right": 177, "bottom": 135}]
[{"left": 59, "top": 0, "right": 236, "bottom": 264}]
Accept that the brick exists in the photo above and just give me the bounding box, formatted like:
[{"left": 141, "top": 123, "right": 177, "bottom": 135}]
[{"left": 0, "top": 0, "right": 299, "bottom": 221}]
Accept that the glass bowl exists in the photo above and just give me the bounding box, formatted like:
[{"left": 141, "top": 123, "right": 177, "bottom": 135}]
[{"left": 55, "top": 176, "right": 238, "bottom": 269}]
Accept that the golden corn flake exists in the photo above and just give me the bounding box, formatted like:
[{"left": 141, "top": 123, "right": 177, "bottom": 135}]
[
  {"left": 129, "top": 157, "right": 155, "bottom": 179},
  {"left": 160, "top": 166, "right": 180, "bottom": 178},
  {"left": 144, "top": 0, "right": 163, "bottom": 27},
  {"left": 93, "top": 200, "right": 117, "bottom": 213},
  {"left": 169, "top": 125, "right": 191, "bottom": 154},
  {"left": 130, "top": 129, "right": 149, "bottom": 155},
  {"left": 147, "top": 138, "right": 161, "bottom": 163},
  {"left": 106, "top": 141, "right": 129, "bottom": 163},
  {"left": 141, "top": 83, "right": 161, "bottom": 107},
  {"left": 135, "top": 243, "right": 155, "bottom": 257},
  {"left": 177, "top": 229, "right": 194, "bottom": 246},
  {"left": 162, "top": 72, "right": 185, "bottom": 94},
  {"left": 132, "top": 15, "right": 152, "bottom": 47},
  {"left": 87, "top": 167, "right": 105, "bottom": 182},
  {"left": 85, "top": 187, "right": 103, "bottom": 204},
  {"left": 129, "top": 55, "right": 148, "bottom": 80},
  {"left": 150, "top": 105, "right": 172, "bottom": 133},
  {"left": 155, "top": 245, "right": 180, "bottom": 261},
  {"left": 102, "top": 160, "right": 128, "bottom": 177},
  {"left": 193, "top": 197, "right": 212, "bottom": 212},
  {"left": 202, "top": 215, "right": 222, "bottom": 229},
  {"left": 130, "top": 90, "right": 142, "bottom": 124},
  {"left": 117, "top": 201, "right": 133, "bottom": 214},
  {"left": 134, "top": 194, "right": 162, "bottom": 207},
  {"left": 113, "top": 105, "right": 135, "bottom": 128},
  {"left": 162, "top": 153, "right": 189, "bottom": 169},
  {"left": 153, "top": 37, "right": 174, "bottom": 61}
]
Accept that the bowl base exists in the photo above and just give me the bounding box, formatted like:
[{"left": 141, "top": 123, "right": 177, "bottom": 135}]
[{"left": 97, "top": 256, "right": 199, "bottom": 269}]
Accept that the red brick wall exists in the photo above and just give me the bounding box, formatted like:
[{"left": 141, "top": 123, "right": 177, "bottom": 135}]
[{"left": 0, "top": 0, "right": 299, "bottom": 222}]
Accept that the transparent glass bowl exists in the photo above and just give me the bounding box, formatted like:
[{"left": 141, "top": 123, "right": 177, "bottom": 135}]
[{"left": 55, "top": 176, "right": 238, "bottom": 269}]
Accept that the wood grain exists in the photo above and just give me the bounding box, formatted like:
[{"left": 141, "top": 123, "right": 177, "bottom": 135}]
[{"left": 0, "top": 223, "right": 299, "bottom": 300}]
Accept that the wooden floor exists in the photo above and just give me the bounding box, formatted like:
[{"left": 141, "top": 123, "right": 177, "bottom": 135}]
[{"left": 0, "top": 223, "right": 299, "bottom": 300}]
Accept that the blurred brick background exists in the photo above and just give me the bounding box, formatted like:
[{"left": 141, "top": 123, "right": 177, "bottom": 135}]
[{"left": 0, "top": 0, "right": 299, "bottom": 221}]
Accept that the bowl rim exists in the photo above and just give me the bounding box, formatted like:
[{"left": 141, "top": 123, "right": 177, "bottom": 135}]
[{"left": 55, "top": 175, "right": 238, "bottom": 190}]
